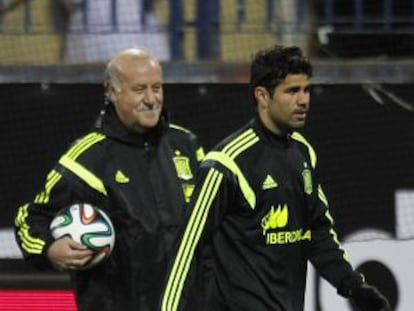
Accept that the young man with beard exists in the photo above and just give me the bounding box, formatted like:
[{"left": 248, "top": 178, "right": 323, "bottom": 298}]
[{"left": 161, "top": 45, "right": 391, "bottom": 311}]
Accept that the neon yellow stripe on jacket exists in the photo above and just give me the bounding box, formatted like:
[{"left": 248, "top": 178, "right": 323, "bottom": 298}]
[
  {"left": 15, "top": 204, "right": 45, "bottom": 254},
  {"left": 34, "top": 170, "right": 62, "bottom": 204},
  {"left": 169, "top": 123, "right": 191, "bottom": 134},
  {"left": 204, "top": 151, "right": 256, "bottom": 209},
  {"left": 162, "top": 168, "right": 223, "bottom": 311},
  {"left": 162, "top": 128, "right": 259, "bottom": 311},
  {"left": 318, "top": 185, "right": 329, "bottom": 207},
  {"left": 291, "top": 134, "right": 348, "bottom": 261},
  {"left": 66, "top": 132, "right": 106, "bottom": 159},
  {"left": 34, "top": 132, "right": 106, "bottom": 204},
  {"left": 15, "top": 133, "right": 107, "bottom": 256},
  {"left": 196, "top": 147, "right": 205, "bottom": 162},
  {"left": 59, "top": 132, "right": 107, "bottom": 195},
  {"left": 204, "top": 128, "right": 259, "bottom": 209},
  {"left": 59, "top": 155, "right": 107, "bottom": 196},
  {"left": 222, "top": 128, "right": 255, "bottom": 156},
  {"left": 291, "top": 131, "right": 317, "bottom": 168}
]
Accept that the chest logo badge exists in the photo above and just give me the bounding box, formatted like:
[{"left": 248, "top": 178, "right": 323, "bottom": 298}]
[
  {"left": 302, "top": 162, "right": 313, "bottom": 195},
  {"left": 261, "top": 204, "right": 312, "bottom": 244},
  {"left": 173, "top": 153, "right": 193, "bottom": 181}
]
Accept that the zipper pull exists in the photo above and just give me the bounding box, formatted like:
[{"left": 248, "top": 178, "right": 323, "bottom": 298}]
[{"left": 144, "top": 141, "right": 151, "bottom": 158}]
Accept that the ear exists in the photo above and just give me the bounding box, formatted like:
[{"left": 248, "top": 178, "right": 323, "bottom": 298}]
[
  {"left": 254, "top": 86, "right": 269, "bottom": 108},
  {"left": 106, "top": 84, "right": 117, "bottom": 104}
]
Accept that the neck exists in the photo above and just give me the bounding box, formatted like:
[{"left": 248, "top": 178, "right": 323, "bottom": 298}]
[{"left": 258, "top": 112, "right": 286, "bottom": 137}]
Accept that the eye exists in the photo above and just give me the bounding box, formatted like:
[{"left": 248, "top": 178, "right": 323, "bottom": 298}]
[
  {"left": 132, "top": 86, "right": 145, "bottom": 93},
  {"left": 152, "top": 84, "right": 162, "bottom": 92},
  {"left": 286, "top": 86, "right": 301, "bottom": 94}
]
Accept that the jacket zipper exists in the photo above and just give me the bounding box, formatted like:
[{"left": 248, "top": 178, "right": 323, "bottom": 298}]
[{"left": 144, "top": 141, "right": 151, "bottom": 159}]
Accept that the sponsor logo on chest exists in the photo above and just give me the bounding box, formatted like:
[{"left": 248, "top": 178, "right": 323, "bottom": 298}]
[{"left": 261, "top": 204, "right": 311, "bottom": 245}]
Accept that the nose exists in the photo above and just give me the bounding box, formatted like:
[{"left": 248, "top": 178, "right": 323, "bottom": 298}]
[
  {"left": 144, "top": 89, "right": 156, "bottom": 103},
  {"left": 298, "top": 90, "right": 310, "bottom": 106}
]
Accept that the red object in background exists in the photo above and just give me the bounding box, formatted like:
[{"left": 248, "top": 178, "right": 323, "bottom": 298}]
[{"left": 0, "top": 290, "right": 77, "bottom": 311}]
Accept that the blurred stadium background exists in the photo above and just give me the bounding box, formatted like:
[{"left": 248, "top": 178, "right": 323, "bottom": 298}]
[{"left": 0, "top": 0, "right": 413, "bottom": 310}]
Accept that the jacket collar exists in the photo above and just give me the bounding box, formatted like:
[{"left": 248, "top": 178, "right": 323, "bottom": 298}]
[
  {"left": 251, "top": 114, "right": 291, "bottom": 147},
  {"left": 93, "top": 103, "right": 168, "bottom": 146}
]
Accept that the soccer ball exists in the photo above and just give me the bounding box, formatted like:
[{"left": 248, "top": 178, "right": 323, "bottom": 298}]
[{"left": 50, "top": 203, "right": 115, "bottom": 270}]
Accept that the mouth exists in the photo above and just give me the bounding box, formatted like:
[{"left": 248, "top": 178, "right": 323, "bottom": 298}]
[{"left": 293, "top": 110, "right": 307, "bottom": 120}]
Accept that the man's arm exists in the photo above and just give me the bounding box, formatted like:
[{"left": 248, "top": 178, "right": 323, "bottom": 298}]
[
  {"left": 15, "top": 133, "right": 108, "bottom": 270},
  {"left": 308, "top": 184, "right": 390, "bottom": 310},
  {"left": 14, "top": 167, "right": 96, "bottom": 270},
  {"left": 292, "top": 132, "right": 391, "bottom": 310},
  {"left": 161, "top": 158, "right": 235, "bottom": 311}
]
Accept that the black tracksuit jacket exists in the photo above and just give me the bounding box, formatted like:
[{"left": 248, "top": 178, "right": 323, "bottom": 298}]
[
  {"left": 161, "top": 116, "right": 356, "bottom": 311},
  {"left": 15, "top": 103, "right": 204, "bottom": 311}
]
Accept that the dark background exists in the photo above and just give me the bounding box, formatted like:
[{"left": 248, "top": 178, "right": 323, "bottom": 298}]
[{"left": 1, "top": 83, "right": 413, "bottom": 239}]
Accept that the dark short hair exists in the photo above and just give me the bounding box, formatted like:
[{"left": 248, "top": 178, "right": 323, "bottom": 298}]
[{"left": 249, "top": 45, "right": 313, "bottom": 102}]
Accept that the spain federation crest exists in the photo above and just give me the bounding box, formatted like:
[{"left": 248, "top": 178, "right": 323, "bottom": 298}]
[{"left": 173, "top": 155, "right": 193, "bottom": 180}]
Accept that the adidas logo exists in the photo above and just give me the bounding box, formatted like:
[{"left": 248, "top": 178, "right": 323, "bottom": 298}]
[
  {"left": 262, "top": 175, "right": 278, "bottom": 190},
  {"left": 115, "top": 170, "right": 130, "bottom": 183}
]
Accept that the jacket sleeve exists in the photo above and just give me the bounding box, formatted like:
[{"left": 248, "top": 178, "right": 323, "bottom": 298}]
[
  {"left": 14, "top": 138, "right": 108, "bottom": 268},
  {"left": 160, "top": 157, "right": 237, "bottom": 311},
  {"left": 299, "top": 151, "right": 355, "bottom": 289},
  {"left": 291, "top": 132, "right": 356, "bottom": 289},
  {"left": 14, "top": 168, "right": 80, "bottom": 267},
  {"left": 307, "top": 180, "right": 356, "bottom": 289}
]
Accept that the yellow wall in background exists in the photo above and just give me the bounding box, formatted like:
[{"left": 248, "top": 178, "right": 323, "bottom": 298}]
[
  {"left": 156, "top": 0, "right": 278, "bottom": 62},
  {"left": 220, "top": 0, "right": 278, "bottom": 62},
  {"left": 0, "top": 0, "right": 278, "bottom": 64},
  {"left": 155, "top": 0, "right": 197, "bottom": 61},
  {"left": 0, "top": 0, "right": 62, "bottom": 64}
]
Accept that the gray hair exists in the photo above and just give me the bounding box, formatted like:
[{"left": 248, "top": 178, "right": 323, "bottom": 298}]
[
  {"left": 103, "top": 48, "right": 158, "bottom": 93},
  {"left": 104, "top": 61, "right": 122, "bottom": 93}
]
